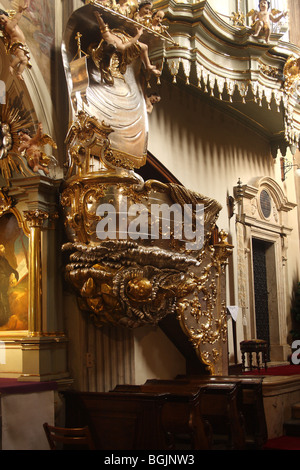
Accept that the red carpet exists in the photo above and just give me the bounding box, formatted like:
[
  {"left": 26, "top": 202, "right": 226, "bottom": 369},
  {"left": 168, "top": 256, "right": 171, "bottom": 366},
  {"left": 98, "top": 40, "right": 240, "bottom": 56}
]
[
  {"left": 243, "top": 364, "right": 300, "bottom": 376},
  {"left": 263, "top": 436, "right": 300, "bottom": 450}
]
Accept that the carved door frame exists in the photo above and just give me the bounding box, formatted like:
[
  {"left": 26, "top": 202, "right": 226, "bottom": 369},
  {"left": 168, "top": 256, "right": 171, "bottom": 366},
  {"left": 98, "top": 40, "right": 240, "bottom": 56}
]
[{"left": 234, "top": 176, "right": 296, "bottom": 362}]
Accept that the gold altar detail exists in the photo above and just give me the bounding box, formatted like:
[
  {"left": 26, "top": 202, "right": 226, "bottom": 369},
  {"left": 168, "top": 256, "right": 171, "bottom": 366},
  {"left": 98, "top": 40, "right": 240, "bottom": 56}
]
[{"left": 0, "top": 104, "right": 31, "bottom": 184}]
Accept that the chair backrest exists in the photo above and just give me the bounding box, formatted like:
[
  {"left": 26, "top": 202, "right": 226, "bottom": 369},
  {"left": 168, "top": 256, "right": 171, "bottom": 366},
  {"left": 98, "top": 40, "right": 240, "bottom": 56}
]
[{"left": 43, "top": 422, "right": 96, "bottom": 450}]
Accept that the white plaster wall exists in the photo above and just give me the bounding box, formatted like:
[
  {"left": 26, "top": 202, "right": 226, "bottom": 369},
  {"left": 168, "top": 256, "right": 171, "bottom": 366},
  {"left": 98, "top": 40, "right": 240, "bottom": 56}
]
[
  {"left": 208, "top": 0, "right": 236, "bottom": 17},
  {"left": 276, "top": 148, "right": 300, "bottom": 340},
  {"left": 133, "top": 326, "right": 186, "bottom": 384},
  {"left": 148, "top": 81, "right": 274, "bottom": 229}
]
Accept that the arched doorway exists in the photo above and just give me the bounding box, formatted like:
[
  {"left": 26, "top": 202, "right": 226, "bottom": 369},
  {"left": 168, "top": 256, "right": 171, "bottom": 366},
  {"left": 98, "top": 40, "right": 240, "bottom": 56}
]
[{"left": 234, "top": 176, "right": 297, "bottom": 362}]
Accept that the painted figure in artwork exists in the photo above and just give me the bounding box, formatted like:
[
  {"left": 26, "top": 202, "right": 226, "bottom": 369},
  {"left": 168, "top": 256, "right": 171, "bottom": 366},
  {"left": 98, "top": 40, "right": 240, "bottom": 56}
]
[
  {"left": 94, "top": 12, "right": 161, "bottom": 76},
  {"left": 0, "top": 0, "right": 31, "bottom": 80},
  {"left": 18, "top": 123, "right": 57, "bottom": 175},
  {"left": 0, "top": 244, "right": 19, "bottom": 326},
  {"left": 248, "top": 0, "right": 287, "bottom": 43}
]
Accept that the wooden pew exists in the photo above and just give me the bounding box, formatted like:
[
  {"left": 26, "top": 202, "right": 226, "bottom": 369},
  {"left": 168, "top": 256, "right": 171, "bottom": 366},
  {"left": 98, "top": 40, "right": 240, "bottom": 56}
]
[
  {"left": 175, "top": 375, "right": 268, "bottom": 449},
  {"left": 136, "top": 379, "right": 246, "bottom": 450},
  {"left": 63, "top": 390, "right": 168, "bottom": 450},
  {"left": 63, "top": 376, "right": 263, "bottom": 450},
  {"left": 113, "top": 384, "right": 213, "bottom": 450},
  {"left": 62, "top": 388, "right": 212, "bottom": 450}
]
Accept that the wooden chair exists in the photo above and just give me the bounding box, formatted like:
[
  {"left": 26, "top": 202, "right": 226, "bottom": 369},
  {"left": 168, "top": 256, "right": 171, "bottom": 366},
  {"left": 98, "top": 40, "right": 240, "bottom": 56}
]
[
  {"left": 43, "top": 422, "right": 96, "bottom": 450},
  {"left": 240, "top": 340, "right": 269, "bottom": 372}
]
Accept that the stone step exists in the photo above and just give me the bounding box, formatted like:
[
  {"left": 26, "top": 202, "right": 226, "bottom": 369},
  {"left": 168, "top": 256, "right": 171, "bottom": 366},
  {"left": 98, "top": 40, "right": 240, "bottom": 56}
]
[
  {"left": 292, "top": 403, "right": 300, "bottom": 420},
  {"left": 284, "top": 419, "right": 300, "bottom": 437}
]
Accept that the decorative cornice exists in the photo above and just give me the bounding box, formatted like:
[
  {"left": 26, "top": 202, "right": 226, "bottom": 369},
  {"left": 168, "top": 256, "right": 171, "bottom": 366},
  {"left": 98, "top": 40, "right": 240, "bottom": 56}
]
[{"left": 151, "top": 0, "right": 300, "bottom": 150}]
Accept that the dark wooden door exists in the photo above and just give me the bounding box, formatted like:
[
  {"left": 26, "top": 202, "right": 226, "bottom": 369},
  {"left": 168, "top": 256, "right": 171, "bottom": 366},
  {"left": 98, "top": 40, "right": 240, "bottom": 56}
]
[{"left": 252, "top": 238, "right": 270, "bottom": 350}]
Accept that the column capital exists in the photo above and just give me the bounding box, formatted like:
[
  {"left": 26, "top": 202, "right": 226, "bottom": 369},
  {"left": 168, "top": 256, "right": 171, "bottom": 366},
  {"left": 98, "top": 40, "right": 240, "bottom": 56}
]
[{"left": 24, "top": 209, "right": 49, "bottom": 228}]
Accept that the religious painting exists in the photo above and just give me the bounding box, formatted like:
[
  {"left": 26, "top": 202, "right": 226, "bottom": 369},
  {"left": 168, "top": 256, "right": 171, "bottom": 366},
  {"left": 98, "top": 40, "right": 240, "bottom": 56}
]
[
  {"left": 0, "top": 212, "right": 28, "bottom": 332},
  {"left": 22, "top": 0, "right": 55, "bottom": 58},
  {"left": 2, "top": 0, "right": 55, "bottom": 89}
]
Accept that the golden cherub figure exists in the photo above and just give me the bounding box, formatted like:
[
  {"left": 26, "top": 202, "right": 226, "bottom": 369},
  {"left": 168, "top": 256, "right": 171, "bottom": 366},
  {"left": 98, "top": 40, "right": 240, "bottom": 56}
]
[
  {"left": 0, "top": 0, "right": 31, "bottom": 80},
  {"left": 18, "top": 123, "right": 57, "bottom": 175},
  {"left": 247, "top": 0, "right": 287, "bottom": 43}
]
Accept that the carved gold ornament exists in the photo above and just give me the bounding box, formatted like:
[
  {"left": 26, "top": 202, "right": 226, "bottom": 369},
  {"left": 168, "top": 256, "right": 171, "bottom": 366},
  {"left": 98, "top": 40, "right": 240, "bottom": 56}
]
[
  {"left": 61, "top": 143, "right": 230, "bottom": 372},
  {"left": 283, "top": 55, "right": 300, "bottom": 95},
  {"left": 0, "top": 187, "right": 13, "bottom": 216},
  {"left": 0, "top": 105, "right": 30, "bottom": 183},
  {"left": 63, "top": 239, "right": 199, "bottom": 328},
  {"left": 176, "top": 231, "right": 233, "bottom": 374},
  {"left": 230, "top": 11, "right": 245, "bottom": 27},
  {"left": 65, "top": 110, "right": 115, "bottom": 178}
]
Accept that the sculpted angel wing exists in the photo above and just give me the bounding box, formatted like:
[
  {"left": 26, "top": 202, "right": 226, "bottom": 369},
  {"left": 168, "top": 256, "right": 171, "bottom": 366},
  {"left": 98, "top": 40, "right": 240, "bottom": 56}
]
[
  {"left": 246, "top": 9, "right": 256, "bottom": 17},
  {"left": 271, "top": 9, "right": 281, "bottom": 15},
  {"left": 6, "top": 10, "right": 17, "bottom": 18},
  {"left": 39, "top": 134, "right": 57, "bottom": 149}
]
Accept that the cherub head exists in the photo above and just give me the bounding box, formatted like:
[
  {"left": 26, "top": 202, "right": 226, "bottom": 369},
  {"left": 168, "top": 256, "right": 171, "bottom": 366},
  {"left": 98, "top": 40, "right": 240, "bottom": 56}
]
[
  {"left": 259, "top": 0, "right": 270, "bottom": 10},
  {"left": 152, "top": 10, "right": 164, "bottom": 26},
  {"left": 138, "top": 1, "right": 152, "bottom": 17},
  {"left": 18, "top": 128, "right": 31, "bottom": 142},
  {"left": 147, "top": 92, "right": 161, "bottom": 105},
  {"left": 18, "top": 128, "right": 31, "bottom": 136}
]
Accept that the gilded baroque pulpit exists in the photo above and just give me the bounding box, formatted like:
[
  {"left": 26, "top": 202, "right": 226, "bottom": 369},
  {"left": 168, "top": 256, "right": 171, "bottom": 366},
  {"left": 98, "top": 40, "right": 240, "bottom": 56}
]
[{"left": 61, "top": 1, "right": 232, "bottom": 375}]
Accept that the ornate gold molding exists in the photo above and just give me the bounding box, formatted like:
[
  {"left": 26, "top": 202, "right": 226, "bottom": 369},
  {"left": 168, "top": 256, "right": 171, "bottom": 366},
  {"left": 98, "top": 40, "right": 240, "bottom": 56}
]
[
  {"left": 0, "top": 187, "right": 30, "bottom": 236},
  {"left": 61, "top": 170, "right": 230, "bottom": 373},
  {"left": 24, "top": 209, "right": 49, "bottom": 228},
  {"left": 283, "top": 55, "right": 300, "bottom": 96},
  {"left": 176, "top": 230, "right": 233, "bottom": 374}
]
